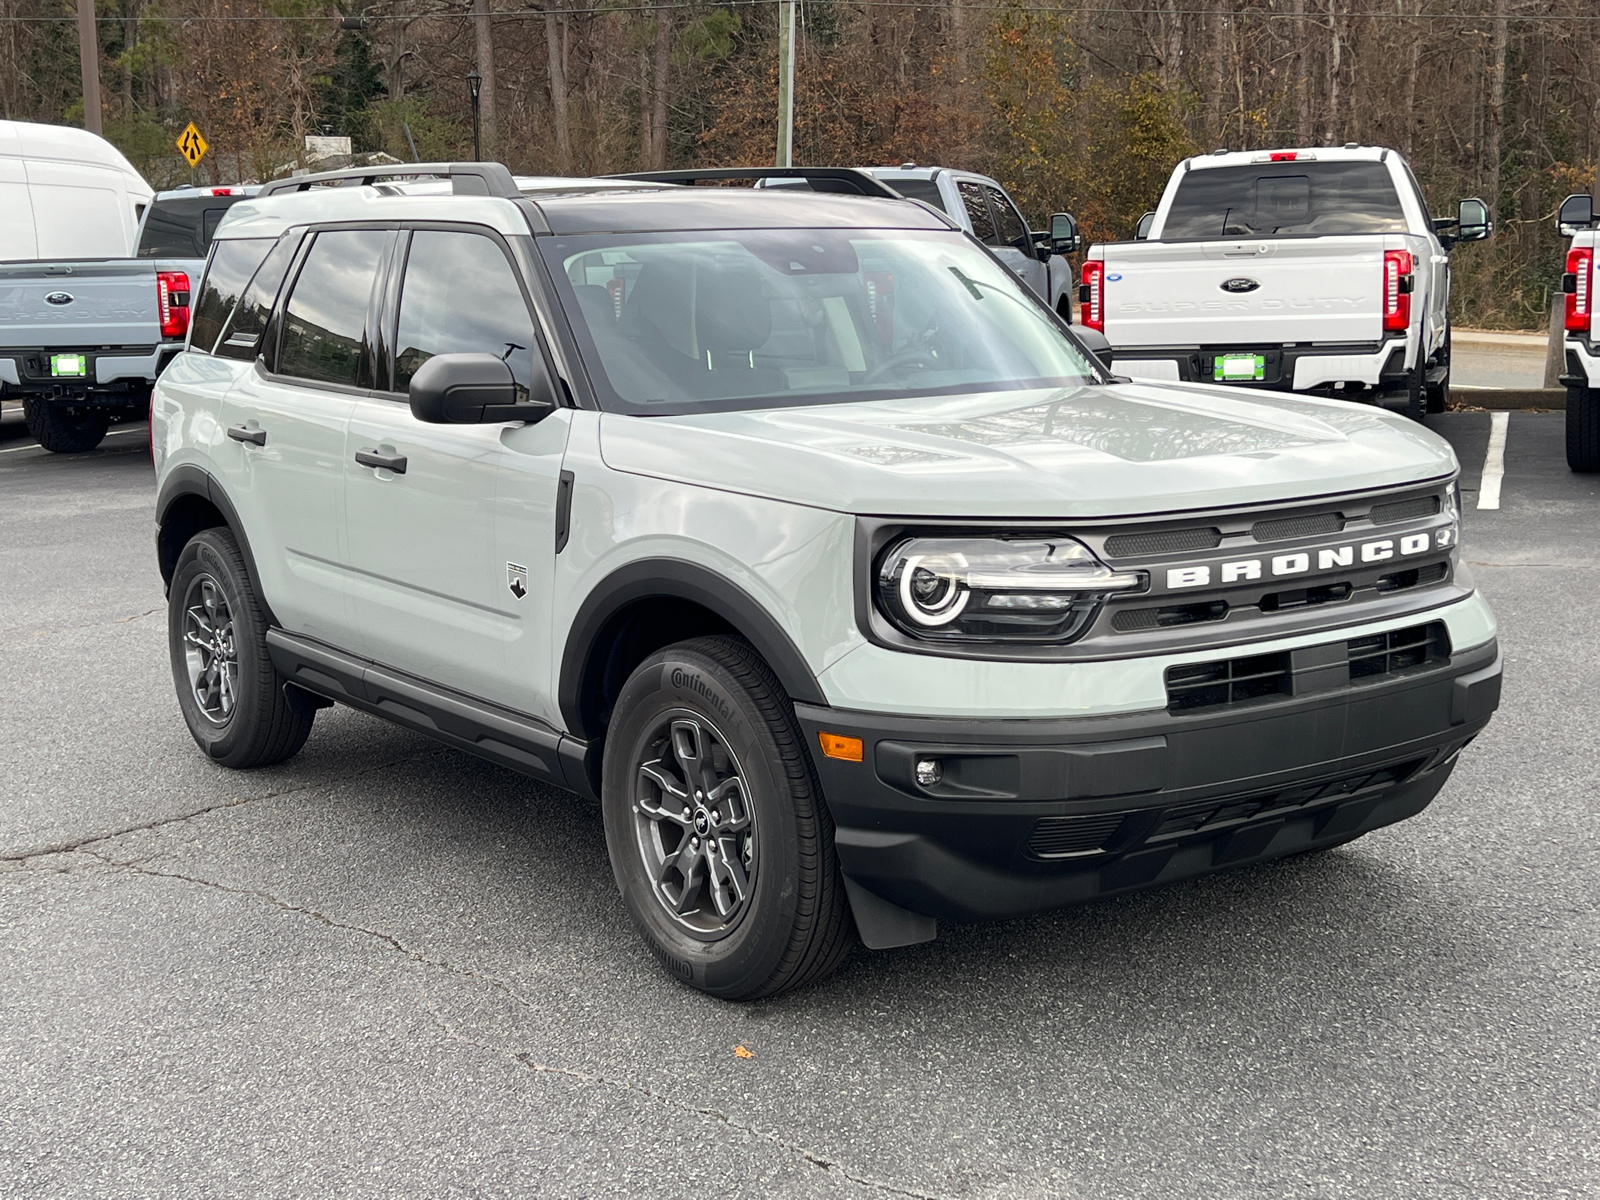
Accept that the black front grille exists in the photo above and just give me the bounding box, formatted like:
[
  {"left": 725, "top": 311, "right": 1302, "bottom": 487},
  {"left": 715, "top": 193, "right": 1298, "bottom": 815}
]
[
  {"left": 1165, "top": 621, "right": 1451, "bottom": 712},
  {"left": 1028, "top": 812, "right": 1126, "bottom": 858},
  {"left": 1103, "top": 526, "right": 1222, "bottom": 558},
  {"left": 1370, "top": 494, "right": 1440, "bottom": 524},
  {"left": 1112, "top": 600, "right": 1229, "bottom": 632},
  {"left": 1347, "top": 622, "right": 1449, "bottom": 679},
  {"left": 1166, "top": 651, "right": 1289, "bottom": 711},
  {"left": 1148, "top": 757, "right": 1427, "bottom": 840},
  {"left": 1376, "top": 561, "right": 1450, "bottom": 592},
  {"left": 1251, "top": 512, "right": 1344, "bottom": 542}
]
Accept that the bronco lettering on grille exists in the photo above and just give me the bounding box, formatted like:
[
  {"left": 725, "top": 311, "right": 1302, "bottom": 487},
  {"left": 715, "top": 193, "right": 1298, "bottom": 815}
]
[{"left": 1167, "top": 529, "right": 1455, "bottom": 590}]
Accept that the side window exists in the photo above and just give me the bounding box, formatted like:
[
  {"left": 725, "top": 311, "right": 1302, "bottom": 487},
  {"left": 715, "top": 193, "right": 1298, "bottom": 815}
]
[
  {"left": 957, "top": 180, "right": 1000, "bottom": 245},
  {"left": 985, "top": 185, "right": 1031, "bottom": 251},
  {"left": 392, "top": 230, "right": 539, "bottom": 400},
  {"left": 1401, "top": 162, "right": 1433, "bottom": 226},
  {"left": 276, "top": 229, "right": 389, "bottom": 388},
  {"left": 189, "top": 238, "right": 273, "bottom": 354},
  {"left": 215, "top": 232, "right": 302, "bottom": 362}
]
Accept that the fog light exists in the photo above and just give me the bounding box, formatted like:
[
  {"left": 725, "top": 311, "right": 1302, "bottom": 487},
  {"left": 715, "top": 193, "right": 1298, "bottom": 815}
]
[{"left": 915, "top": 758, "right": 943, "bottom": 787}]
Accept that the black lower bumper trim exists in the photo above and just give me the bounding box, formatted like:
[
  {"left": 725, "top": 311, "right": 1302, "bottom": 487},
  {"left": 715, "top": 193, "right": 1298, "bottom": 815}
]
[{"left": 797, "top": 639, "right": 1499, "bottom": 923}]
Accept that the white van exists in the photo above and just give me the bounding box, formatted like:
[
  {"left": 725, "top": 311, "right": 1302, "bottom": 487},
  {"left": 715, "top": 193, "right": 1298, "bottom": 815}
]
[{"left": 0, "top": 120, "right": 154, "bottom": 261}]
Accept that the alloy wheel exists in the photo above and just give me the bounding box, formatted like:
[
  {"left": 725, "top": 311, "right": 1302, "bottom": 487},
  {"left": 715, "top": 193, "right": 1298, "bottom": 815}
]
[
  {"left": 631, "top": 712, "right": 757, "bottom": 936},
  {"left": 182, "top": 574, "right": 238, "bottom": 725}
]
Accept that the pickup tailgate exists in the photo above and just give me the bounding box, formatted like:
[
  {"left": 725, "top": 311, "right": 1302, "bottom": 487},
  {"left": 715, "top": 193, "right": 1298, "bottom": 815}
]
[
  {"left": 1101, "top": 237, "right": 1386, "bottom": 347},
  {"left": 0, "top": 260, "right": 159, "bottom": 349}
]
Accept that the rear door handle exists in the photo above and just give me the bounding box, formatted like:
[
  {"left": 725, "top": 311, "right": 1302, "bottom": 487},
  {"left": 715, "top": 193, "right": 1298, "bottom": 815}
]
[
  {"left": 355, "top": 448, "right": 407, "bottom": 474},
  {"left": 227, "top": 423, "right": 266, "bottom": 446}
]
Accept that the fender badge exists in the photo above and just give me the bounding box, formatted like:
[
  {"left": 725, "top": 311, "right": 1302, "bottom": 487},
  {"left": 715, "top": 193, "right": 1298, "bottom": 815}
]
[
  {"left": 44, "top": 291, "right": 74, "bottom": 305},
  {"left": 1220, "top": 277, "right": 1261, "bottom": 293},
  {"left": 507, "top": 562, "right": 527, "bottom": 600}
]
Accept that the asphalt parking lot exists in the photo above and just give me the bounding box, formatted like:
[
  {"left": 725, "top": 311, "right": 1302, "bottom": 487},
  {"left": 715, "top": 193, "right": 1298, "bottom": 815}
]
[{"left": 1, "top": 401, "right": 1596, "bottom": 1199}]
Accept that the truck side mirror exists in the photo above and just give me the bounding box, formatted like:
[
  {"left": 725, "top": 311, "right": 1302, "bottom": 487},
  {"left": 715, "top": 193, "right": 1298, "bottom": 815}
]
[
  {"left": 1134, "top": 211, "right": 1155, "bottom": 241},
  {"left": 1455, "top": 197, "right": 1492, "bottom": 243},
  {"left": 1048, "top": 212, "right": 1080, "bottom": 256},
  {"left": 409, "top": 352, "right": 556, "bottom": 425},
  {"left": 1559, "top": 193, "right": 1595, "bottom": 238}
]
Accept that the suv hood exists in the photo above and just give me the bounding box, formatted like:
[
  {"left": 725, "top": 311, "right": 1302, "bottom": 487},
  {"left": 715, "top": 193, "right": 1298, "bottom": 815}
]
[{"left": 597, "top": 382, "right": 1457, "bottom": 518}]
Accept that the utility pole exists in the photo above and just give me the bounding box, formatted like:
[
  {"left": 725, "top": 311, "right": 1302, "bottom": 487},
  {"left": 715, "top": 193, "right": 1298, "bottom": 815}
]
[
  {"left": 775, "top": 0, "right": 795, "bottom": 167},
  {"left": 76, "top": 0, "right": 102, "bottom": 136}
]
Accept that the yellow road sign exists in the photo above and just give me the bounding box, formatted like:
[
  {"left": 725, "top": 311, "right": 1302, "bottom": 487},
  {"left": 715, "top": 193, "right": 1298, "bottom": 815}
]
[{"left": 176, "top": 122, "right": 208, "bottom": 168}]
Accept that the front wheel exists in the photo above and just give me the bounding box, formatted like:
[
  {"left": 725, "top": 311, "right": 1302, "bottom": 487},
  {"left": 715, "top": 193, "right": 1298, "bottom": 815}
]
[
  {"left": 1569, "top": 385, "right": 1600, "bottom": 472},
  {"left": 22, "top": 398, "right": 109, "bottom": 453},
  {"left": 167, "top": 527, "right": 315, "bottom": 768},
  {"left": 601, "top": 635, "right": 853, "bottom": 999}
]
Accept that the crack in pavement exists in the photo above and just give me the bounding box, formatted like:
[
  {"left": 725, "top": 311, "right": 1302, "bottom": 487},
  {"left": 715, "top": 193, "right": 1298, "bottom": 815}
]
[
  {"left": 18, "top": 840, "right": 955, "bottom": 1200},
  {"left": 1, "top": 605, "right": 168, "bottom": 641},
  {"left": 0, "top": 748, "right": 451, "bottom": 862},
  {"left": 433, "top": 1015, "right": 958, "bottom": 1200}
]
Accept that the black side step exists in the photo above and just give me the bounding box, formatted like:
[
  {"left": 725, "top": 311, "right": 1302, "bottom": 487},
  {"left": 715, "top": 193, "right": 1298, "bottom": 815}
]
[{"left": 265, "top": 628, "right": 599, "bottom": 799}]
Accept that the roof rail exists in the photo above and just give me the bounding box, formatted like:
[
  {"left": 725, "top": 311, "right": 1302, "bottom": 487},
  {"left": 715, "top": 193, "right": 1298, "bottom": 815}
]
[
  {"left": 256, "top": 162, "right": 521, "bottom": 199},
  {"left": 605, "top": 166, "right": 904, "bottom": 200}
]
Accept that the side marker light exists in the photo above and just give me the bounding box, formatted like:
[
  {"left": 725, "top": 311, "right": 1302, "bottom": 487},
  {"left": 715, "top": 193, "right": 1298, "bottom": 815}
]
[{"left": 817, "top": 732, "right": 864, "bottom": 762}]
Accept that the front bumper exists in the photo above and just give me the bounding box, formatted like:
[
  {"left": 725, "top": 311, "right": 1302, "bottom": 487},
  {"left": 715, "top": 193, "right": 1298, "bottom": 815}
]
[
  {"left": 798, "top": 636, "right": 1500, "bottom": 937},
  {"left": 1113, "top": 338, "right": 1415, "bottom": 395}
]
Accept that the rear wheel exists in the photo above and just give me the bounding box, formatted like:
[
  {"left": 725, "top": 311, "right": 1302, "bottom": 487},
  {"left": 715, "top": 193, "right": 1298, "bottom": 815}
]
[
  {"left": 1569, "top": 384, "right": 1600, "bottom": 472},
  {"left": 22, "top": 398, "right": 109, "bottom": 453},
  {"left": 167, "top": 527, "right": 314, "bottom": 768},
  {"left": 601, "top": 635, "right": 853, "bottom": 999},
  {"left": 1392, "top": 364, "right": 1426, "bottom": 422}
]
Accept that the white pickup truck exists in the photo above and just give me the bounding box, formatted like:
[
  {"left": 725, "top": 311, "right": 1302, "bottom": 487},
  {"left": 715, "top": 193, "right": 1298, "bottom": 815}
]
[
  {"left": 1079, "top": 146, "right": 1491, "bottom": 419},
  {"left": 1556, "top": 192, "right": 1600, "bottom": 472}
]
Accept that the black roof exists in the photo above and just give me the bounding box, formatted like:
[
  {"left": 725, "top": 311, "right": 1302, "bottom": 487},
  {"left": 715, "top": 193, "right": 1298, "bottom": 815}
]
[{"left": 529, "top": 188, "right": 950, "bottom": 236}]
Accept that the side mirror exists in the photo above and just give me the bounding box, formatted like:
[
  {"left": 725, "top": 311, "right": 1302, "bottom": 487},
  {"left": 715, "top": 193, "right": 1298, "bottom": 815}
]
[
  {"left": 1047, "top": 212, "right": 1080, "bottom": 256},
  {"left": 1454, "top": 197, "right": 1492, "bottom": 243},
  {"left": 408, "top": 352, "right": 556, "bottom": 424},
  {"left": 1558, "top": 193, "right": 1595, "bottom": 238},
  {"left": 1072, "top": 326, "right": 1116, "bottom": 372},
  {"left": 1134, "top": 211, "right": 1156, "bottom": 241}
]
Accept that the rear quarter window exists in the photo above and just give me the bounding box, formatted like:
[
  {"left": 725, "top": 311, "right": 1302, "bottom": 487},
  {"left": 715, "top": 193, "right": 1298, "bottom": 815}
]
[
  {"left": 1161, "top": 161, "right": 1409, "bottom": 240},
  {"left": 189, "top": 239, "right": 274, "bottom": 354}
]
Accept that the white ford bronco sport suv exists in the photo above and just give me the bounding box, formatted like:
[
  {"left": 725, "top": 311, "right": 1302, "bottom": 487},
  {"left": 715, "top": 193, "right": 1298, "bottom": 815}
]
[{"left": 153, "top": 162, "right": 1502, "bottom": 999}]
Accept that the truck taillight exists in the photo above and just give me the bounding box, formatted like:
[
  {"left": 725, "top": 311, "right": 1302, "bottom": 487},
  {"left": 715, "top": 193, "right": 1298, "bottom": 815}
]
[
  {"left": 1080, "top": 260, "right": 1104, "bottom": 332},
  {"left": 1382, "top": 250, "right": 1413, "bottom": 333},
  {"left": 1565, "top": 247, "right": 1593, "bottom": 333},
  {"left": 157, "top": 271, "right": 190, "bottom": 340}
]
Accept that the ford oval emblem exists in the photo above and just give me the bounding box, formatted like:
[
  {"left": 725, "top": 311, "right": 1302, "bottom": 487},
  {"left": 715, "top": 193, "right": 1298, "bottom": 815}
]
[
  {"left": 1220, "top": 277, "right": 1260, "bottom": 294},
  {"left": 44, "top": 291, "right": 74, "bottom": 306},
  {"left": 1106, "top": 272, "right": 1122, "bottom": 282}
]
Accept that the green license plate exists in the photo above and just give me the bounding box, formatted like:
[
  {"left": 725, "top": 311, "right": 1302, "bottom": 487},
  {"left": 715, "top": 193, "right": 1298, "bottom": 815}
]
[
  {"left": 50, "top": 353, "right": 88, "bottom": 378},
  {"left": 1214, "top": 353, "right": 1265, "bottom": 382}
]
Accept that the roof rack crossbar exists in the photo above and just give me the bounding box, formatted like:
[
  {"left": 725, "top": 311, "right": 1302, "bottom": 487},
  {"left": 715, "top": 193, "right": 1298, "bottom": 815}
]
[
  {"left": 605, "top": 167, "right": 904, "bottom": 200},
  {"left": 256, "top": 162, "right": 521, "bottom": 199}
]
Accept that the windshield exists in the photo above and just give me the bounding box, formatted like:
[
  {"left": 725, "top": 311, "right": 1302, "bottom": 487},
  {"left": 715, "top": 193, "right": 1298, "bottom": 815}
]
[
  {"left": 1161, "top": 161, "right": 1408, "bottom": 240},
  {"left": 543, "top": 228, "right": 1096, "bottom": 415}
]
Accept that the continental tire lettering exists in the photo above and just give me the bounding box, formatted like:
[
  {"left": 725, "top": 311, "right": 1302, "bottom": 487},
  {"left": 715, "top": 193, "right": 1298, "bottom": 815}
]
[
  {"left": 646, "top": 937, "right": 694, "bottom": 981},
  {"left": 669, "top": 668, "right": 735, "bottom": 723}
]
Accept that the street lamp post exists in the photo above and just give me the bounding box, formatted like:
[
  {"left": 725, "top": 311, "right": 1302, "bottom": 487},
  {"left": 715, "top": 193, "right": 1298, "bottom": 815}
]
[{"left": 466, "top": 68, "right": 483, "bottom": 162}]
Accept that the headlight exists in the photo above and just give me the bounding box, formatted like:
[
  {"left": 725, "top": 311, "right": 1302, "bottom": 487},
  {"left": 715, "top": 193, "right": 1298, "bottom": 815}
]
[{"left": 876, "top": 536, "right": 1143, "bottom": 643}]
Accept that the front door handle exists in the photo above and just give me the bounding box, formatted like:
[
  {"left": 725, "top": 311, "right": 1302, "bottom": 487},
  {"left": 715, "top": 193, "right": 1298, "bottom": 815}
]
[
  {"left": 227, "top": 423, "right": 266, "bottom": 446},
  {"left": 354, "top": 447, "right": 407, "bottom": 474}
]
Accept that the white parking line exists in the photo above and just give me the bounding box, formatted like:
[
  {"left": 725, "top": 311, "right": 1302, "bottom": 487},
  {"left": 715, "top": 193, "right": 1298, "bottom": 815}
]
[
  {"left": 0, "top": 426, "right": 147, "bottom": 455},
  {"left": 1477, "top": 411, "right": 1509, "bottom": 510}
]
